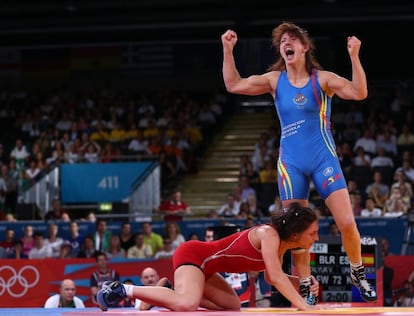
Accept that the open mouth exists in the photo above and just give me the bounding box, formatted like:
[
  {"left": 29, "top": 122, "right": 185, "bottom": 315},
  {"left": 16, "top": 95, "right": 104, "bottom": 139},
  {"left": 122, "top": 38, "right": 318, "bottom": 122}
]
[{"left": 285, "top": 47, "right": 294, "bottom": 58}]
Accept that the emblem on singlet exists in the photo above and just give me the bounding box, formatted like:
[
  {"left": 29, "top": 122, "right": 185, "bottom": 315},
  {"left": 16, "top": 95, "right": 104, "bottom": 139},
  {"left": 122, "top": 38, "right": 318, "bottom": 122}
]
[
  {"left": 323, "top": 167, "right": 334, "bottom": 177},
  {"left": 293, "top": 93, "right": 306, "bottom": 109}
]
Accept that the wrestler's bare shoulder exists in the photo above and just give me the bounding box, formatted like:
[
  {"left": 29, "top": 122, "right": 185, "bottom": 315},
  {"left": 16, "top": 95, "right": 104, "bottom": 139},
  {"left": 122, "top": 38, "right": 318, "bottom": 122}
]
[{"left": 251, "top": 224, "right": 277, "bottom": 237}]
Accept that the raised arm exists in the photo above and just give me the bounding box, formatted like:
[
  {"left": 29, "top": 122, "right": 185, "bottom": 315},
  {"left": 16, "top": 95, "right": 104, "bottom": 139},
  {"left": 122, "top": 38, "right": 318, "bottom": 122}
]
[
  {"left": 325, "top": 36, "right": 368, "bottom": 100},
  {"left": 221, "top": 29, "right": 275, "bottom": 96}
]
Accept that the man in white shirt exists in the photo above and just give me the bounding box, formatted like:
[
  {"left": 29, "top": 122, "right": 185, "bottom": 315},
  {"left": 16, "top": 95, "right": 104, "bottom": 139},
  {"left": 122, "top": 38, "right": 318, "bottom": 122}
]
[
  {"left": 360, "top": 197, "right": 382, "bottom": 217},
  {"left": 44, "top": 279, "right": 85, "bottom": 308},
  {"left": 353, "top": 129, "right": 377, "bottom": 157},
  {"left": 28, "top": 231, "right": 52, "bottom": 259},
  {"left": 217, "top": 193, "right": 240, "bottom": 218}
]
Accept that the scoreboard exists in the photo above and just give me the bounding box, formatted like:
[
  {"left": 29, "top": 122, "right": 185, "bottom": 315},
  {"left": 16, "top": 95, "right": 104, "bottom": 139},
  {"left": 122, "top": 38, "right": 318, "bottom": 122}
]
[{"left": 309, "top": 236, "right": 380, "bottom": 303}]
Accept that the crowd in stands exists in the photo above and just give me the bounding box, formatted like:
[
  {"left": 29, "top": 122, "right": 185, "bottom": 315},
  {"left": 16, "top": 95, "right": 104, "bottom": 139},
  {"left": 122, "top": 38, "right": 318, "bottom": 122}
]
[
  {"left": 0, "top": 86, "right": 230, "bottom": 220},
  {"left": 0, "top": 81, "right": 414, "bottom": 223}
]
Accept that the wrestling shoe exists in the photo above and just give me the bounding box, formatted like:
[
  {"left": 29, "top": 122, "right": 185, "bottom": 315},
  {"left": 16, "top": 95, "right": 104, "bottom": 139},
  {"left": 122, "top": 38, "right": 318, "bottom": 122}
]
[
  {"left": 97, "top": 281, "right": 127, "bottom": 311},
  {"left": 351, "top": 265, "right": 377, "bottom": 302},
  {"left": 299, "top": 277, "right": 318, "bottom": 305}
]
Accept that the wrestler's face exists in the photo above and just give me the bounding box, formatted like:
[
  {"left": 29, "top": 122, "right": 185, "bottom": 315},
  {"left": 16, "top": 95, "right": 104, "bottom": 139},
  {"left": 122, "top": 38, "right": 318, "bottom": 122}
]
[
  {"left": 280, "top": 32, "right": 307, "bottom": 65},
  {"left": 296, "top": 221, "right": 319, "bottom": 249}
]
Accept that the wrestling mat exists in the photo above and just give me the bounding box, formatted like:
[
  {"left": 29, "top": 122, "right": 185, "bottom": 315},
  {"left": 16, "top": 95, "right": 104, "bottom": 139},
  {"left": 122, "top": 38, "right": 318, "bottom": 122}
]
[{"left": 1, "top": 307, "right": 413, "bottom": 316}]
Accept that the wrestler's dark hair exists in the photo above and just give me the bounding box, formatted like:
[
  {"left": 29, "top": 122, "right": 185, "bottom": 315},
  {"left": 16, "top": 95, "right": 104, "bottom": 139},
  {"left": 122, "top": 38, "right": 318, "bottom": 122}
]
[
  {"left": 267, "top": 21, "right": 322, "bottom": 74},
  {"left": 271, "top": 202, "right": 317, "bottom": 241}
]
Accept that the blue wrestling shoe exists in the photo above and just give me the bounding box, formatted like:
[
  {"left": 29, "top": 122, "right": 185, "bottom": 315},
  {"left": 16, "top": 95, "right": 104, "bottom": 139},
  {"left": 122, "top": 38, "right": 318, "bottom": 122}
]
[
  {"left": 351, "top": 265, "right": 377, "bottom": 302},
  {"left": 97, "top": 281, "right": 127, "bottom": 311}
]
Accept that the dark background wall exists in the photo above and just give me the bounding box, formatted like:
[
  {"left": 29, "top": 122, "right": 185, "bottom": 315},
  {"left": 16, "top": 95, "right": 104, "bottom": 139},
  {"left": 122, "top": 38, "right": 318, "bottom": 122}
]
[{"left": 0, "top": 0, "right": 412, "bottom": 88}]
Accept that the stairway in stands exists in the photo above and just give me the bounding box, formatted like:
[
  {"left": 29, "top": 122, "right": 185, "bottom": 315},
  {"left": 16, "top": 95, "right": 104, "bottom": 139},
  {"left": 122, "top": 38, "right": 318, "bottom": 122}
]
[{"left": 179, "top": 107, "right": 275, "bottom": 217}]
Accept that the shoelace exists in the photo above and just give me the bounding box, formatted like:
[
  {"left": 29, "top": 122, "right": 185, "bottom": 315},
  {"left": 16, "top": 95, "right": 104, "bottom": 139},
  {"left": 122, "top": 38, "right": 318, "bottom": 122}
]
[
  {"left": 352, "top": 267, "right": 366, "bottom": 281},
  {"left": 100, "top": 283, "right": 113, "bottom": 295},
  {"left": 359, "top": 279, "right": 374, "bottom": 292}
]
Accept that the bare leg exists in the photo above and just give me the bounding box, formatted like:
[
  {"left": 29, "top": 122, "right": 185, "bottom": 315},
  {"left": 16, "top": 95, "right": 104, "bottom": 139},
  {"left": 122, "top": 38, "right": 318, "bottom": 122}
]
[
  {"left": 131, "top": 265, "right": 205, "bottom": 311},
  {"left": 200, "top": 273, "right": 241, "bottom": 310},
  {"left": 130, "top": 266, "right": 240, "bottom": 311},
  {"left": 139, "top": 277, "right": 171, "bottom": 311},
  {"left": 325, "top": 189, "right": 361, "bottom": 264}
]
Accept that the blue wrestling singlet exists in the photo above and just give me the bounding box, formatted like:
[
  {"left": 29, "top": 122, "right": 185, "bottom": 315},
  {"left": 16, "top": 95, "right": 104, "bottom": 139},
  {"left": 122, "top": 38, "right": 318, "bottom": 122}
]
[{"left": 275, "top": 70, "right": 347, "bottom": 201}]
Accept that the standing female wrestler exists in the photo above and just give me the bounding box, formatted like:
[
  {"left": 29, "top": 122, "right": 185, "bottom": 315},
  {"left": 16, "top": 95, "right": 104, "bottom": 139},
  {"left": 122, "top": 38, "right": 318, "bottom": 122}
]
[
  {"left": 97, "top": 203, "right": 320, "bottom": 311},
  {"left": 221, "top": 22, "right": 376, "bottom": 303}
]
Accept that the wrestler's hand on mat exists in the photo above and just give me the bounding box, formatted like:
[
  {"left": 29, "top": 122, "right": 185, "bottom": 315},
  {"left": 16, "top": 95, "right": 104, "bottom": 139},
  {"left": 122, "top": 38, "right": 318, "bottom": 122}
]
[{"left": 309, "top": 275, "right": 319, "bottom": 297}]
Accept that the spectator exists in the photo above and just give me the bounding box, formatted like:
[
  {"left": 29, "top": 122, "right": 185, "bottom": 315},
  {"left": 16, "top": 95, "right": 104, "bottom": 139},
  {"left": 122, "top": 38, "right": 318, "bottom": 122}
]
[
  {"left": 0, "top": 228, "right": 15, "bottom": 256},
  {"left": 391, "top": 171, "right": 413, "bottom": 205},
  {"left": 127, "top": 130, "right": 150, "bottom": 155},
  {"left": 44, "top": 223, "right": 64, "bottom": 258},
  {"left": 9, "top": 138, "right": 30, "bottom": 171},
  {"left": 44, "top": 198, "right": 68, "bottom": 222},
  {"left": 20, "top": 225, "right": 34, "bottom": 257},
  {"left": 119, "top": 222, "right": 135, "bottom": 253},
  {"left": 241, "top": 160, "right": 260, "bottom": 193},
  {"left": 328, "top": 222, "right": 341, "bottom": 237},
  {"left": 85, "top": 211, "right": 97, "bottom": 223},
  {"left": 141, "top": 222, "right": 163, "bottom": 254},
  {"left": 394, "top": 280, "right": 414, "bottom": 307},
  {"left": 77, "top": 235, "right": 98, "bottom": 259},
  {"left": 8, "top": 239, "right": 27, "bottom": 259},
  {"left": 154, "top": 237, "right": 175, "bottom": 259},
  {"left": 105, "top": 234, "right": 125, "bottom": 259},
  {"left": 81, "top": 141, "right": 102, "bottom": 163},
  {"left": 239, "top": 175, "right": 256, "bottom": 203},
  {"left": 360, "top": 197, "right": 383, "bottom": 217},
  {"left": 376, "top": 129, "right": 397, "bottom": 158},
  {"left": 352, "top": 147, "right": 371, "bottom": 167},
  {"left": 25, "top": 159, "right": 41, "bottom": 179},
  {"left": 157, "top": 190, "right": 192, "bottom": 222},
  {"left": 90, "top": 252, "right": 120, "bottom": 306},
  {"left": 164, "top": 222, "right": 185, "bottom": 251},
  {"left": 59, "top": 241, "right": 74, "bottom": 259},
  {"left": 44, "top": 279, "right": 85, "bottom": 308},
  {"left": 353, "top": 129, "right": 377, "bottom": 157},
  {"left": 246, "top": 193, "right": 265, "bottom": 219},
  {"left": 67, "top": 220, "right": 84, "bottom": 257},
  {"left": 217, "top": 193, "right": 241, "bottom": 218},
  {"left": 187, "top": 232, "right": 200, "bottom": 240},
  {"left": 93, "top": 219, "right": 111, "bottom": 252},
  {"left": 395, "top": 159, "right": 414, "bottom": 185},
  {"left": 370, "top": 147, "right": 394, "bottom": 169},
  {"left": 126, "top": 233, "right": 153, "bottom": 259},
  {"left": 157, "top": 150, "right": 178, "bottom": 189},
  {"left": 259, "top": 159, "right": 278, "bottom": 184},
  {"left": 235, "top": 201, "right": 250, "bottom": 219},
  {"left": 28, "top": 231, "right": 52, "bottom": 259},
  {"left": 268, "top": 195, "right": 283, "bottom": 216},
  {"left": 397, "top": 123, "right": 414, "bottom": 147},
  {"left": 383, "top": 186, "right": 409, "bottom": 217},
  {"left": 365, "top": 171, "right": 390, "bottom": 209}
]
